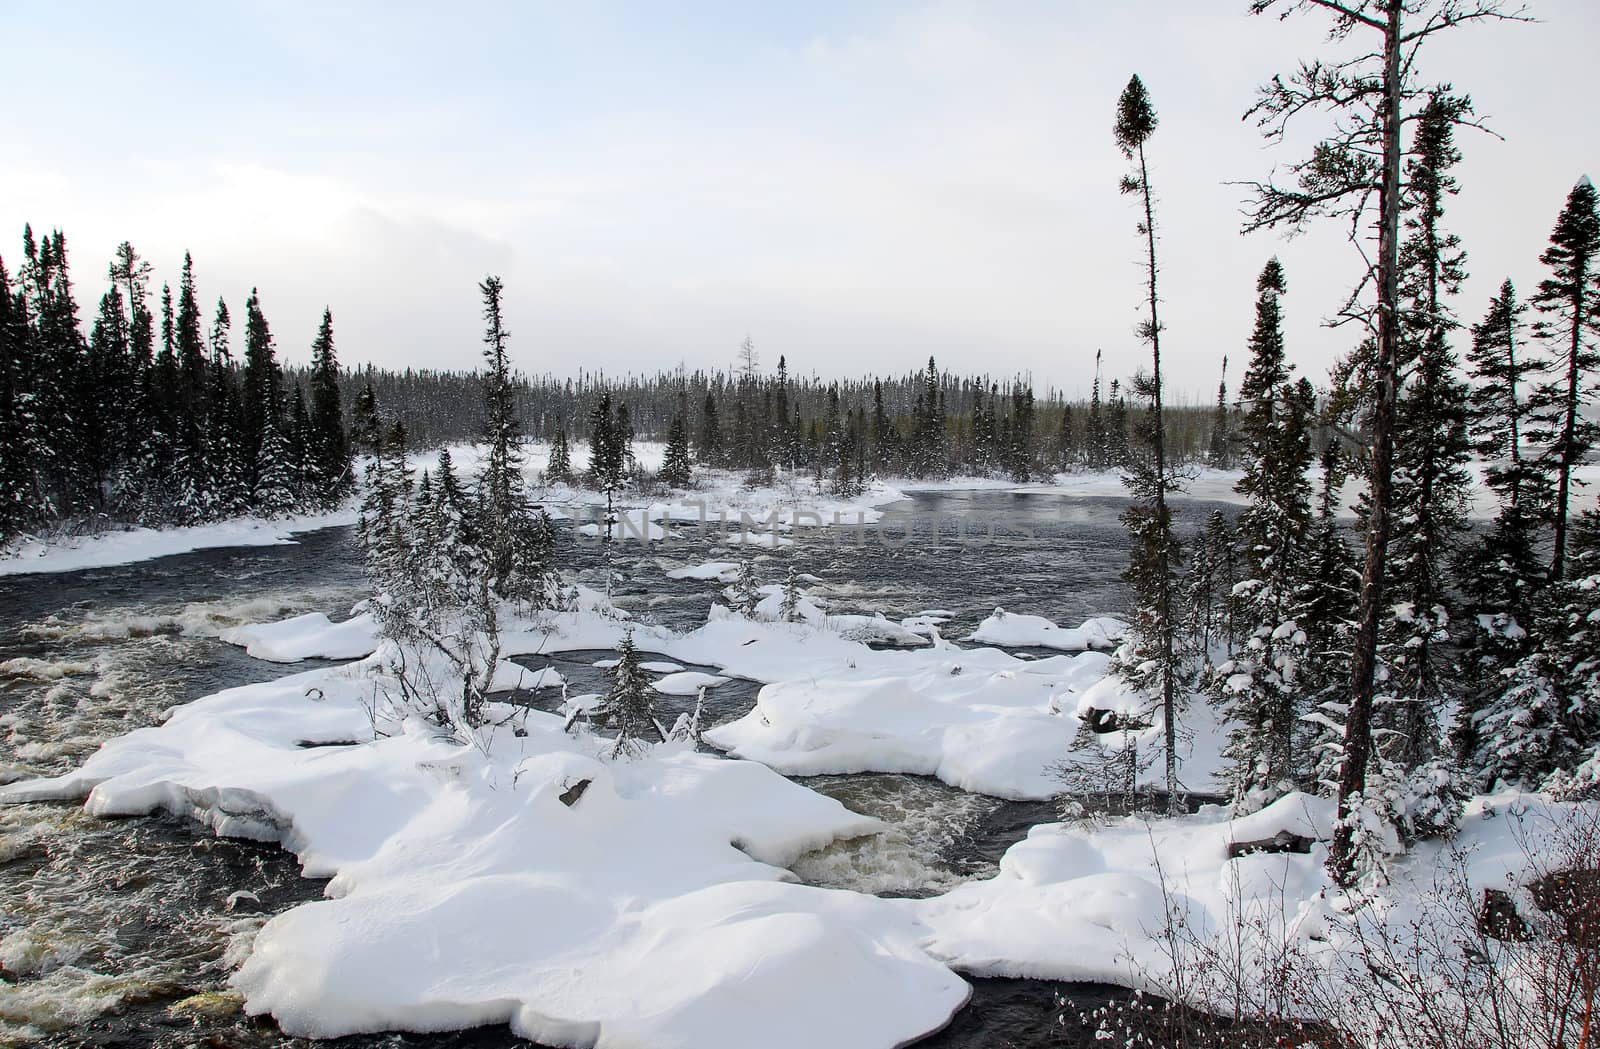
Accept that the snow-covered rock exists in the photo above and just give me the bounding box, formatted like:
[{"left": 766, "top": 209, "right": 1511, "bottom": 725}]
[
  {"left": 967, "top": 609, "right": 1126, "bottom": 652},
  {"left": 706, "top": 648, "right": 1110, "bottom": 798},
  {"left": 651, "top": 671, "right": 730, "bottom": 696},
  {"left": 221, "top": 612, "right": 381, "bottom": 663}
]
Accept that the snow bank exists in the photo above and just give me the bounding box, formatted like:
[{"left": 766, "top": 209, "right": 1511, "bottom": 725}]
[
  {"left": 706, "top": 646, "right": 1110, "bottom": 799},
  {"left": 967, "top": 609, "right": 1126, "bottom": 652},
  {"left": 915, "top": 792, "right": 1336, "bottom": 986},
  {"left": 0, "top": 507, "right": 358, "bottom": 577},
  {"left": 0, "top": 643, "right": 969, "bottom": 1048},
  {"left": 220, "top": 612, "right": 380, "bottom": 663}
]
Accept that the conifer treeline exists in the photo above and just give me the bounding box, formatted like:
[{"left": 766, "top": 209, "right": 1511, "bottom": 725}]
[
  {"left": 0, "top": 230, "right": 350, "bottom": 542},
  {"left": 391, "top": 356, "right": 1227, "bottom": 485}
]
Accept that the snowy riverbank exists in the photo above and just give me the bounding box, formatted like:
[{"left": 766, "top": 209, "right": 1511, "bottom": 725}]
[{"left": 6, "top": 586, "right": 1585, "bottom": 1047}]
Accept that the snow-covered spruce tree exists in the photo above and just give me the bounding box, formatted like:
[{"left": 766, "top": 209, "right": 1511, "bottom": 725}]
[
  {"left": 1300, "top": 444, "right": 1361, "bottom": 799},
  {"left": 1475, "top": 501, "right": 1600, "bottom": 791},
  {"left": 475, "top": 276, "right": 554, "bottom": 606},
  {"left": 1379, "top": 93, "right": 1474, "bottom": 775},
  {"left": 307, "top": 307, "right": 349, "bottom": 505},
  {"left": 1213, "top": 259, "right": 1316, "bottom": 808},
  {"left": 1184, "top": 509, "right": 1237, "bottom": 667},
  {"left": 240, "top": 287, "right": 280, "bottom": 500},
  {"left": 588, "top": 391, "right": 627, "bottom": 540},
  {"left": 205, "top": 297, "right": 249, "bottom": 517},
  {"left": 359, "top": 419, "right": 417, "bottom": 645},
  {"left": 1457, "top": 278, "right": 1548, "bottom": 740},
  {"left": 1241, "top": 0, "right": 1529, "bottom": 886},
  {"left": 545, "top": 425, "right": 572, "bottom": 483},
  {"left": 780, "top": 566, "right": 802, "bottom": 623},
  {"left": 1108, "top": 74, "right": 1186, "bottom": 815},
  {"left": 659, "top": 411, "right": 693, "bottom": 487},
  {"left": 1530, "top": 176, "right": 1600, "bottom": 582},
  {"left": 252, "top": 420, "right": 300, "bottom": 517},
  {"left": 733, "top": 556, "right": 761, "bottom": 618},
  {"left": 594, "top": 631, "right": 663, "bottom": 759}
]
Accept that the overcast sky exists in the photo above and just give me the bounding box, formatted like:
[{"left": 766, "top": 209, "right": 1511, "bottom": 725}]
[{"left": 3, "top": 1, "right": 1595, "bottom": 399}]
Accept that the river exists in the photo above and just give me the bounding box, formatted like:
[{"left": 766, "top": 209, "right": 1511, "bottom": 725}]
[{"left": 0, "top": 489, "right": 1233, "bottom": 1048}]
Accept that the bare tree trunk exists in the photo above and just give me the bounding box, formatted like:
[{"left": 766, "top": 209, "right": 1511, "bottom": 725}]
[{"left": 1331, "top": 0, "right": 1403, "bottom": 885}]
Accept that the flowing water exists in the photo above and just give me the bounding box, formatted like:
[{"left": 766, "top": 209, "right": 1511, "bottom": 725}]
[{"left": 0, "top": 490, "right": 1233, "bottom": 1048}]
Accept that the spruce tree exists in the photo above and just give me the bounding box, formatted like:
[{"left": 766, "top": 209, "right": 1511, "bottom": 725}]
[
  {"left": 660, "top": 412, "right": 692, "bottom": 487},
  {"left": 240, "top": 287, "right": 280, "bottom": 496},
  {"left": 696, "top": 391, "right": 722, "bottom": 465},
  {"left": 594, "top": 631, "right": 662, "bottom": 758},
  {"left": 546, "top": 426, "right": 572, "bottom": 482},
  {"left": 1109, "top": 74, "right": 1185, "bottom": 815},
  {"left": 1085, "top": 351, "right": 1108, "bottom": 470},
  {"left": 1381, "top": 94, "right": 1474, "bottom": 773},
  {"left": 206, "top": 297, "right": 248, "bottom": 515},
  {"left": 1530, "top": 176, "right": 1600, "bottom": 581},
  {"left": 307, "top": 307, "right": 349, "bottom": 504},
  {"left": 733, "top": 556, "right": 761, "bottom": 617},
  {"left": 475, "top": 275, "right": 550, "bottom": 604},
  {"left": 1208, "top": 356, "right": 1231, "bottom": 468},
  {"left": 1216, "top": 259, "right": 1315, "bottom": 807}
]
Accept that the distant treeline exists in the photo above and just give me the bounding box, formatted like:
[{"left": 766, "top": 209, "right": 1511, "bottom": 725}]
[{"left": 349, "top": 346, "right": 1245, "bottom": 483}]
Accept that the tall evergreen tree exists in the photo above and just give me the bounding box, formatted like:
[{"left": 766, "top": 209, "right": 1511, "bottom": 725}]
[
  {"left": 1530, "top": 176, "right": 1600, "bottom": 581},
  {"left": 1110, "top": 74, "right": 1185, "bottom": 814},
  {"left": 307, "top": 307, "right": 349, "bottom": 504},
  {"left": 659, "top": 411, "right": 693, "bottom": 487},
  {"left": 240, "top": 287, "right": 281, "bottom": 496},
  {"left": 475, "top": 276, "right": 550, "bottom": 604},
  {"left": 1216, "top": 259, "right": 1315, "bottom": 806},
  {"left": 1381, "top": 93, "right": 1474, "bottom": 772}
]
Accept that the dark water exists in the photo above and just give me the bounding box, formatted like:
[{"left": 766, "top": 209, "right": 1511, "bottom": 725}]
[{"left": 0, "top": 490, "right": 1234, "bottom": 1048}]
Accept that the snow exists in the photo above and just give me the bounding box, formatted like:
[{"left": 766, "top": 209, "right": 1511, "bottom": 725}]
[
  {"left": 651, "top": 671, "right": 730, "bottom": 696},
  {"left": 967, "top": 609, "right": 1126, "bottom": 652},
  {"left": 0, "top": 506, "right": 359, "bottom": 578},
  {"left": 914, "top": 792, "right": 1337, "bottom": 986},
  {"left": 220, "top": 612, "right": 380, "bottom": 663},
  {"left": 639, "top": 660, "right": 686, "bottom": 673},
  {"left": 664, "top": 561, "right": 740, "bottom": 582},
  {"left": 706, "top": 644, "right": 1111, "bottom": 799},
  {"left": 0, "top": 642, "right": 969, "bottom": 1048}
]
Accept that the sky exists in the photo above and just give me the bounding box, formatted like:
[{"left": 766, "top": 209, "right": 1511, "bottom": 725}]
[{"left": 2, "top": 0, "right": 1596, "bottom": 399}]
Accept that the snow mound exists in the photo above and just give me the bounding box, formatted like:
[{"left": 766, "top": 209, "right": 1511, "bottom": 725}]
[
  {"left": 665, "top": 561, "right": 741, "bottom": 582},
  {"left": 640, "top": 660, "right": 686, "bottom": 674},
  {"left": 967, "top": 609, "right": 1126, "bottom": 652},
  {"left": 220, "top": 612, "right": 380, "bottom": 663},
  {"left": 916, "top": 792, "right": 1337, "bottom": 986},
  {"left": 706, "top": 647, "right": 1110, "bottom": 799},
  {"left": 651, "top": 671, "right": 730, "bottom": 696}
]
